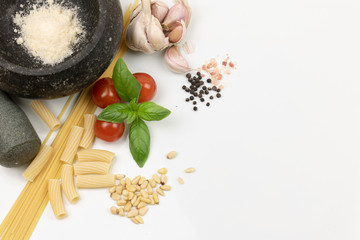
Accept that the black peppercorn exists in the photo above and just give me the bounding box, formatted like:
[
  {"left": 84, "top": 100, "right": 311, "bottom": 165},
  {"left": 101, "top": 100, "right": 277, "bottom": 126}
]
[
  {"left": 207, "top": 79, "right": 212, "bottom": 83},
  {"left": 193, "top": 101, "right": 197, "bottom": 105},
  {"left": 212, "top": 86, "right": 217, "bottom": 91},
  {"left": 186, "top": 98, "right": 190, "bottom": 102},
  {"left": 196, "top": 72, "right": 201, "bottom": 77},
  {"left": 200, "top": 98, "right": 205, "bottom": 102},
  {"left": 217, "top": 89, "right": 221, "bottom": 92},
  {"left": 206, "top": 102, "right": 210, "bottom": 107},
  {"left": 182, "top": 85, "right": 186, "bottom": 90},
  {"left": 200, "top": 81, "right": 204, "bottom": 85},
  {"left": 199, "top": 90, "right": 204, "bottom": 94},
  {"left": 194, "top": 92, "right": 198, "bottom": 97},
  {"left": 210, "top": 96, "right": 214, "bottom": 100},
  {"left": 205, "top": 90, "right": 209, "bottom": 95},
  {"left": 193, "top": 106, "right": 198, "bottom": 111},
  {"left": 190, "top": 96, "right": 194, "bottom": 100},
  {"left": 216, "top": 93, "right": 221, "bottom": 98},
  {"left": 202, "top": 86, "right": 207, "bottom": 90},
  {"left": 185, "top": 88, "right": 190, "bottom": 92},
  {"left": 186, "top": 73, "right": 191, "bottom": 78}
]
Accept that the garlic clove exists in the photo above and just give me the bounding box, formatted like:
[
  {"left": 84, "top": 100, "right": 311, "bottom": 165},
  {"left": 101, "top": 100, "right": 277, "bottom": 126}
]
[
  {"left": 164, "top": 45, "right": 192, "bottom": 73},
  {"left": 168, "top": 20, "right": 186, "bottom": 44},
  {"left": 125, "top": 0, "right": 169, "bottom": 54},
  {"left": 151, "top": 1, "right": 169, "bottom": 23},
  {"left": 162, "top": 0, "right": 192, "bottom": 31}
]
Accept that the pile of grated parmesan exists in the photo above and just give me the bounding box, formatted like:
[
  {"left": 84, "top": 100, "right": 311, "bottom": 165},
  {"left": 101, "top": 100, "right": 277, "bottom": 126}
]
[{"left": 13, "top": 0, "right": 85, "bottom": 66}]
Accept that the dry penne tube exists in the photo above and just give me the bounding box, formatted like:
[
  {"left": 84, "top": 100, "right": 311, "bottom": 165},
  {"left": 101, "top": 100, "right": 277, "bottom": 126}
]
[
  {"left": 48, "top": 179, "right": 66, "bottom": 219},
  {"left": 79, "top": 114, "right": 96, "bottom": 149},
  {"left": 23, "top": 145, "right": 53, "bottom": 182},
  {"left": 73, "top": 162, "right": 111, "bottom": 175},
  {"left": 76, "top": 174, "right": 116, "bottom": 188},
  {"left": 61, "top": 164, "right": 79, "bottom": 204},
  {"left": 30, "top": 100, "right": 61, "bottom": 130},
  {"left": 60, "top": 126, "right": 84, "bottom": 164},
  {"left": 76, "top": 149, "right": 115, "bottom": 163}
]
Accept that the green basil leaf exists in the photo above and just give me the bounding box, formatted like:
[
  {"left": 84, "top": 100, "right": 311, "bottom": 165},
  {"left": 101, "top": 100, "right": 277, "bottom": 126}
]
[
  {"left": 97, "top": 103, "right": 131, "bottom": 124},
  {"left": 126, "top": 111, "right": 137, "bottom": 124},
  {"left": 129, "top": 98, "right": 139, "bottom": 111},
  {"left": 137, "top": 102, "right": 171, "bottom": 121},
  {"left": 129, "top": 118, "right": 150, "bottom": 168},
  {"left": 112, "top": 58, "right": 141, "bottom": 102}
]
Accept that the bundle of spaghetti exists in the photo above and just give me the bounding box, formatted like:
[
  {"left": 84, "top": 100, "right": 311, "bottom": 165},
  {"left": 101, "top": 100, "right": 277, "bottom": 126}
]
[{"left": 0, "top": 1, "right": 139, "bottom": 239}]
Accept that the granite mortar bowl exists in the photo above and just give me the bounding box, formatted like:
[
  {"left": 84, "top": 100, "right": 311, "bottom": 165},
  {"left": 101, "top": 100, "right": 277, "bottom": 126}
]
[{"left": 0, "top": 0, "right": 123, "bottom": 99}]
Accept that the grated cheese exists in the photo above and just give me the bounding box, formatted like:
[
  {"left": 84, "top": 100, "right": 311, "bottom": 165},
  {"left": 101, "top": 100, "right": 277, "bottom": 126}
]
[{"left": 13, "top": 0, "right": 84, "bottom": 66}]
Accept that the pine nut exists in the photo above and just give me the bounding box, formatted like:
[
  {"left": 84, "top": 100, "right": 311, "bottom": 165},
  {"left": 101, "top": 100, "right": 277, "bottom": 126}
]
[
  {"left": 149, "top": 196, "right": 155, "bottom": 205},
  {"left": 115, "top": 174, "right": 125, "bottom": 180},
  {"left": 158, "top": 168, "right": 168, "bottom": 175},
  {"left": 156, "top": 188, "right": 165, "bottom": 196},
  {"left": 122, "top": 190, "right": 129, "bottom": 196},
  {"left": 142, "top": 198, "right": 151, "bottom": 204},
  {"left": 128, "top": 191, "right": 135, "bottom": 200},
  {"left": 167, "top": 151, "right": 177, "bottom": 159},
  {"left": 131, "top": 195, "right": 138, "bottom": 205},
  {"left": 117, "top": 200, "right": 127, "bottom": 206},
  {"left": 123, "top": 196, "right": 129, "bottom": 201},
  {"left": 152, "top": 174, "right": 160, "bottom": 184},
  {"left": 110, "top": 206, "right": 118, "bottom": 215},
  {"left": 135, "top": 215, "right": 144, "bottom": 224},
  {"left": 160, "top": 185, "right": 171, "bottom": 191},
  {"left": 127, "top": 185, "right": 137, "bottom": 192},
  {"left": 125, "top": 177, "right": 131, "bottom": 186},
  {"left": 160, "top": 174, "right": 167, "bottom": 185},
  {"left": 134, "top": 185, "right": 141, "bottom": 191},
  {"left": 133, "top": 197, "right": 141, "bottom": 207},
  {"left": 138, "top": 176, "right": 146, "bottom": 185},
  {"left": 131, "top": 217, "right": 139, "bottom": 224},
  {"left": 111, "top": 193, "right": 121, "bottom": 201},
  {"left": 152, "top": 193, "right": 159, "bottom": 204},
  {"left": 109, "top": 186, "right": 116, "bottom": 194},
  {"left": 185, "top": 167, "right": 195, "bottom": 173},
  {"left": 149, "top": 178, "right": 156, "bottom": 188},
  {"left": 118, "top": 207, "right": 125, "bottom": 216},
  {"left": 120, "top": 179, "right": 125, "bottom": 187},
  {"left": 140, "top": 189, "right": 149, "bottom": 198},
  {"left": 137, "top": 201, "right": 147, "bottom": 209},
  {"left": 127, "top": 208, "right": 138, "bottom": 218},
  {"left": 124, "top": 201, "right": 132, "bottom": 212},
  {"left": 115, "top": 186, "right": 122, "bottom": 194},
  {"left": 138, "top": 206, "right": 149, "bottom": 216},
  {"left": 178, "top": 177, "right": 184, "bottom": 184},
  {"left": 147, "top": 184, "right": 153, "bottom": 194},
  {"left": 131, "top": 175, "right": 141, "bottom": 185},
  {"left": 140, "top": 180, "right": 148, "bottom": 189}
]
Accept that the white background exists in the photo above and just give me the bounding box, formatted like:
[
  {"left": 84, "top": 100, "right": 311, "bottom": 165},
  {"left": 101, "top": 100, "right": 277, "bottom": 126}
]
[{"left": 1, "top": 0, "right": 360, "bottom": 239}]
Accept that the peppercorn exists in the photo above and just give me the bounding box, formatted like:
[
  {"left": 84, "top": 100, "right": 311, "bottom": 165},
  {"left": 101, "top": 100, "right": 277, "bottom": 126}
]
[
  {"left": 186, "top": 73, "right": 191, "bottom": 78},
  {"left": 193, "top": 101, "right": 197, "bottom": 105},
  {"left": 200, "top": 81, "right": 204, "bottom": 85},
  {"left": 193, "top": 106, "right": 198, "bottom": 111},
  {"left": 207, "top": 79, "right": 212, "bottom": 83},
  {"left": 199, "top": 90, "right": 204, "bottom": 94},
  {"left": 210, "top": 96, "right": 214, "bottom": 100},
  {"left": 190, "top": 96, "right": 194, "bottom": 100},
  {"left": 217, "top": 89, "right": 221, "bottom": 92},
  {"left": 206, "top": 102, "right": 210, "bottom": 107},
  {"left": 195, "top": 83, "right": 200, "bottom": 88},
  {"left": 202, "top": 86, "right": 207, "bottom": 90},
  {"left": 198, "top": 94, "right": 203, "bottom": 98},
  {"left": 185, "top": 98, "right": 190, "bottom": 102},
  {"left": 212, "top": 86, "right": 217, "bottom": 91},
  {"left": 216, "top": 93, "right": 221, "bottom": 98},
  {"left": 200, "top": 98, "right": 205, "bottom": 102},
  {"left": 182, "top": 85, "right": 186, "bottom": 90},
  {"left": 205, "top": 90, "right": 209, "bottom": 95},
  {"left": 196, "top": 72, "right": 201, "bottom": 77},
  {"left": 190, "top": 90, "right": 194, "bottom": 94},
  {"left": 185, "top": 88, "right": 190, "bottom": 92},
  {"left": 208, "top": 87, "right": 212, "bottom": 90},
  {"left": 194, "top": 92, "right": 198, "bottom": 97},
  {"left": 198, "top": 76, "right": 202, "bottom": 80}
]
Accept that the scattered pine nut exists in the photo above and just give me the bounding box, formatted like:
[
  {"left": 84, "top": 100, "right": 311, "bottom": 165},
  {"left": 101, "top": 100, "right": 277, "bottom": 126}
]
[
  {"left": 131, "top": 217, "right": 139, "bottom": 224},
  {"left": 138, "top": 177, "right": 146, "bottom": 185},
  {"left": 131, "top": 175, "right": 141, "bottom": 185},
  {"left": 115, "top": 186, "right": 122, "bottom": 194},
  {"left": 115, "top": 174, "right": 125, "bottom": 180},
  {"left": 140, "top": 180, "right": 148, "bottom": 189},
  {"left": 141, "top": 198, "right": 151, "bottom": 204},
  {"left": 126, "top": 185, "right": 137, "bottom": 192},
  {"left": 111, "top": 193, "right": 121, "bottom": 201},
  {"left": 133, "top": 197, "right": 141, "bottom": 207},
  {"left": 110, "top": 206, "right": 118, "bottom": 215},
  {"left": 178, "top": 177, "right": 184, "bottom": 184},
  {"left": 117, "top": 200, "right": 127, "bottom": 206},
  {"left": 160, "top": 185, "right": 171, "bottom": 191},
  {"left": 127, "top": 208, "right": 138, "bottom": 218},
  {"left": 149, "top": 178, "right": 156, "bottom": 188},
  {"left": 156, "top": 188, "right": 165, "bottom": 196},
  {"left": 185, "top": 167, "right": 195, "bottom": 173},
  {"left": 109, "top": 186, "right": 116, "bottom": 194},
  {"left": 160, "top": 174, "right": 167, "bottom": 185},
  {"left": 135, "top": 215, "right": 144, "bottom": 224},
  {"left": 125, "top": 177, "right": 131, "bottom": 186},
  {"left": 120, "top": 179, "right": 125, "bottom": 187},
  {"left": 152, "top": 193, "right": 159, "bottom": 204},
  {"left": 152, "top": 174, "right": 161, "bottom": 184},
  {"left": 131, "top": 195, "right": 138, "bottom": 205},
  {"left": 124, "top": 201, "right": 132, "bottom": 212},
  {"left": 138, "top": 206, "right": 149, "bottom": 216},
  {"left": 137, "top": 201, "right": 147, "bottom": 209},
  {"left": 140, "top": 189, "right": 149, "bottom": 198},
  {"left": 167, "top": 151, "right": 177, "bottom": 159},
  {"left": 122, "top": 190, "right": 129, "bottom": 196},
  {"left": 128, "top": 191, "right": 135, "bottom": 200},
  {"left": 118, "top": 207, "right": 125, "bottom": 216},
  {"left": 147, "top": 184, "right": 153, "bottom": 194},
  {"left": 158, "top": 168, "right": 168, "bottom": 175}
]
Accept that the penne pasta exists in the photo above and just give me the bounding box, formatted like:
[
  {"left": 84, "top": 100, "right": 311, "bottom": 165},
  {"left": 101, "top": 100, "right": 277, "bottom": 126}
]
[
  {"left": 76, "top": 149, "right": 115, "bottom": 163},
  {"left": 61, "top": 164, "right": 79, "bottom": 204},
  {"left": 76, "top": 174, "right": 116, "bottom": 189},
  {"left": 23, "top": 145, "right": 53, "bottom": 182},
  {"left": 48, "top": 179, "right": 66, "bottom": 219},
  {"left": 79, "top": 114, "right": 96, "bottom": 149},
  {"left": 30, "top": 100, "right": 61, "bottom": 130},
  {"left": 73, "top": 162, "right": 111, "bottom": 175},
  {"left": 60, "top": 126, "right": 84, "bottom": 164}
]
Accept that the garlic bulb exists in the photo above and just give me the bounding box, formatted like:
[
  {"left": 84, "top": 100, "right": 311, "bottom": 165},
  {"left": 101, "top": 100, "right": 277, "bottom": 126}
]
[
  {"left": 151, "top": 1, "right": 169, "bottom": 23},
  {"left": 164, "top": 45, "right": 192, "bottom": 73},
  {"left": 125, "top": 0, "right": 169, "bottom": 54},
  {"left": 162, "top": 0, "right": 192, "bottom": 31}
]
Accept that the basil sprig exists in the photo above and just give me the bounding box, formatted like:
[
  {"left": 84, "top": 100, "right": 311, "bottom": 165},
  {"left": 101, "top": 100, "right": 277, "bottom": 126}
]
[{"left": 97, "top": 58, "right": 171, "bottom": 168}]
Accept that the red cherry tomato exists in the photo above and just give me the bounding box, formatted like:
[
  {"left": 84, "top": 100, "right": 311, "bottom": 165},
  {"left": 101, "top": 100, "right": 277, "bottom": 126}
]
[
  {"left": 94, "top": 119, "right": 125, "bottom": 142},
  {"left": 133, "top": 73, "right": 157, "bottom": 103},
  {"left": 92, "top": 78, "right": 121, "bottom": 108}
]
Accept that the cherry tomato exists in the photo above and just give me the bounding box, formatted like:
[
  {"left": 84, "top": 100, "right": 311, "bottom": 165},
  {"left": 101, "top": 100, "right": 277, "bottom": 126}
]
[
  {"left": 94, "top": 119, "right": 125, "bottom": 142},
  {"left": 92, "top": 78, "right": 121, "bottom": 108},
  {"left": 133, "top": 73, "right": 157, "bottom": 103}
]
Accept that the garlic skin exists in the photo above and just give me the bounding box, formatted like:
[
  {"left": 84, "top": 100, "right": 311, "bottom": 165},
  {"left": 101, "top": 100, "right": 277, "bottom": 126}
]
[
  {"left": 162, "top": 0, "right": 192, "bottom": 31},
  {"left": 151, "top": 1, "right": 169, "bottom": 23},
  {"left": 125, "top": 0, "right": 169, "bottom": 54},
  {"left": 164, "top": 45, "right": 192, "bottom": 73}
]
